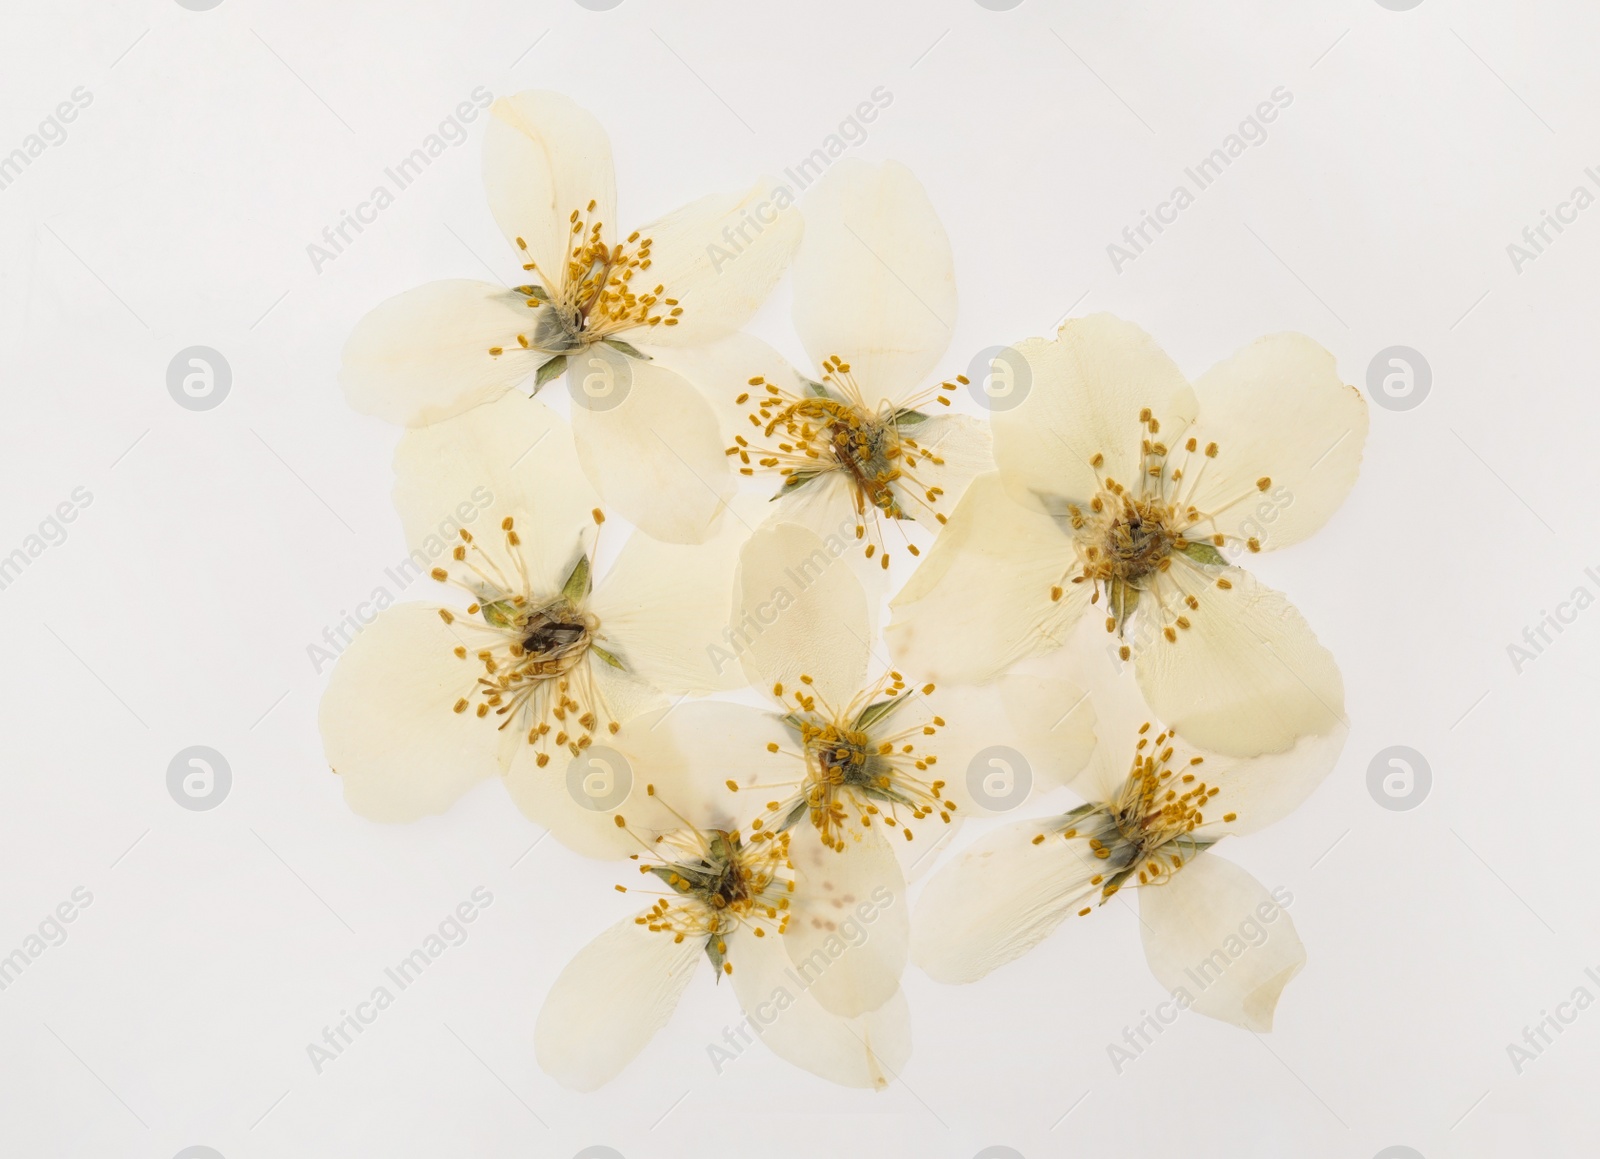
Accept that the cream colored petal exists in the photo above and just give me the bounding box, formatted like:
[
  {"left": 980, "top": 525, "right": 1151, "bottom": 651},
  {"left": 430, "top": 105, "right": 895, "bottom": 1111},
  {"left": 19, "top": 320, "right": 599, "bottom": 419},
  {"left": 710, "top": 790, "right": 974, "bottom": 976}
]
[
  {"left": 736, "top": 522, "right": 871, "bottom": 710},
  {"left": 340, "top": 280, "right": 541, "bottom": 427},
  {"left": 992, "top": 314, "right": 1197, "bottom": 508},
  {"left": 654, "top": 700, "right": 798, "bottom": 826},
  {"left": 319, "top": 604, "right": 500, "bottom": 821},
  {"left": 587, "top": 507, "right": 750, "bottom": 694},
  {"left": 648, "top": 330, "right": 806, "bottom": 446},
  {"left": 726, "top": 925, "right": 911, "bottom": 1090},
  {"left": 910, "top": 818, "right": 1101, "bottom": 984},
  {"left": 569, "top": 353, "right": 734, "bottom": 545},
  {"left": 1135, "top": 563, "right": 1344, "bottom": 757},
  {"left": 627, "top": 179, "right": 802, "bottom": 348},
  {"left": 1185, "top": 334, "right": 1368, "bottom": 551},
  {"left": 1138, "top": 853, "right": 1304, "bottom": 1032},
  {"left": 989, "top": 674, "right": 1098, "bottom": 797},
  {"left": 784, "top": 824, "right": 908, "bottom": 1018},
  {"left": 886, "top": 474, "right": 1087, "bottom": 685},
  {"left": 534, "top": 912, "right": 702, "bottom": 1091},
  {"left": 1195, "top": 720, "right": 1349, "bottom": 838},
  {"left": 482, "top": 90, "right": 616, "bottom": 283},
  {"left": 792, "top": 159, "right": 955, "bottom": 410},
  {"left": 392, "top": 392, "right": 597, "bottom": 596},
  {"left": 894, "top": 413, "right": 994, "bottom": 531}
]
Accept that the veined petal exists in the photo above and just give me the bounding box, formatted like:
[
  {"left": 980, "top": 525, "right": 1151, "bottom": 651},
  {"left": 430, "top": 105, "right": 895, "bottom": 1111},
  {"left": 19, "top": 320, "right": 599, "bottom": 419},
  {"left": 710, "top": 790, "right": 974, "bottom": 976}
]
[
  {"left": 727, "top": 925, "right": 911, "bottom": 1090},
  {"left": 911, "top": 817, "right": 1101, "bottom": 984},
  {"left": 392, "top": 392, "right": 597, "bottom": 596},
  {"left": 1194, "top": 720, "right": 1349, "bottom": 838},
  {"left": 992, "top": 314, "right": 1197, "bottom": 509},
  {"left": 736, "top": 523, "right": 870, "bottom": 711},
  {"left": 655, "top": 699, "right": 799, "bottom": 826},
  {"left": 1135, "top": 563, "right": 1344, "bottom": 757},
  {"left": 319, "top": 604, "right": 501, "bottom": 821},
  {"left": 893, "top": 412, "right": 994, "bottom": 531},
  {"left": 534, "top": 912, "right": 702, "bottom": 1091},
  {"left": 784, "top": 824, "right": 908, "bottom": 1018},
  {"left": 650, "top": 331, "right": 806, "bottom": 446},
  {"left": 792, "top": 159, "right": 956, "bottom": 410},
  {"left": 569, "top": 355, "right": 734, "bottom": 545},
  {"left": 990, "top": 675, "right": 1098, "bottom": 796},
  {"left": 340, "top": 280, "right": 541, "bottom": 427},
  {"left": 628, "top": 179, "right": 802, "bottom": 348},
  {"left": 1185, "top": 333, "right": 1368, "bottom": 551},
  {"left": 587, "top": 505, "right": 750, "bottom": 694},
  {"left": 886, "top": 474, "right": 1087, "bottom": 685},
  {"left": 1138, "top": 853, "right": 1304, "bottom": 1032},
  {"left": 482, "top": 90, "right": 617, "bottom": 284}
]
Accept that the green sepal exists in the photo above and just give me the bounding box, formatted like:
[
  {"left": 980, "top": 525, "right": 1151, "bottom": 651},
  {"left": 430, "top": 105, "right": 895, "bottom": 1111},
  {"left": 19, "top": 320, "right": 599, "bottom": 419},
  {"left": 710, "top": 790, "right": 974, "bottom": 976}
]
[
  {"left": 774, "top": 471, "right": 822, "bottom": 500},
  {"left": 704, "top": 932, "right": 728, "bottom": 979},
  {"left": 1178, "top": 540, "right": 1228, "bottom": 567},
  {"left": 852, "top": 699, "right": 903, "bottom": 732},
  {"left": 602, "top": 337, "right": 651, "bottom": 361},
  {"left": 561, "top": 553, "right": 592, "bottom": 602},
  {"left": 893, "top": 408, "right": 930, "bottom": 426},
  {"left": 778, "top": 798, "right": 809, "bottom": 833},
  {"left": 802, "top": 379, "right": 831, "bottom": 399},
  {"left": 517, "top": 284, "right": 550, "bottom": 302},
  {"left": 1108, "top": 579, "right": 1140, "bottom": 628},
  {"left": 480, "top": 600, "right": 519, "bottom": 630},
  {"left": 534, "top": 355, "right": 568, "bottom": 390},
  {"left": 590, "top": 644, "right": 625, "bottom": 671}
]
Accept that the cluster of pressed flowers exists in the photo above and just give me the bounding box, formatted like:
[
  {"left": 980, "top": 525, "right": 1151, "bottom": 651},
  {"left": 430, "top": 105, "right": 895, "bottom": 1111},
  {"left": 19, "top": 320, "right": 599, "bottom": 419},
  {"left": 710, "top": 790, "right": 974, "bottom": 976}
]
[{"left": 320, "top": 90, "right": 1367, "bottom": 1090}]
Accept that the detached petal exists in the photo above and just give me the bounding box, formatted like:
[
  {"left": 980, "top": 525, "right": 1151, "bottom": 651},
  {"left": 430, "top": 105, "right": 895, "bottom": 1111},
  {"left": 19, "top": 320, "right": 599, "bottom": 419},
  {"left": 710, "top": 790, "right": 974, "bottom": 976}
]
[
  {"left": 736, "top": 523, "right": 871, "bottom": 711},
  {"left": 340, "top": 280, "right": 541, "bottom": 427},
  {"left": 727, "top": 925, "right": 911, "bottom": 1090},
  {"left": 992, "top": 314, "right": 1197, "bottom": 509},
  {"left": 535, "top": 912, "right": 702, "bottom": 1091},
  {"left": 629, "top": 180, "right": 802, "bottom": 348},
  {"left": 1138, "top": 853, "right": 1304, "bottom": 1032},
  {"left": 784, "top": 825, "right": 908, "bottom": 1018},
  {"left": 1135, "top": 563, "right": 1344, "bottom": 757},
  {"left": 911, "top": 817, "right": 1101, "bottom": 984},
  {"left": 894, "top": 413, "right": 994, "bottom": 531},
  {"left": 887, "top": 474, "right": 1086, "bottom": 685},
  {"left": 482, "top": 90, "right": 616, "bottom": 284},
  {"left": 319, "top": 604, "right": 501, "bottom": 821},
  {"left": 1186, "top": 334, "right": 1367, "bottom": 551},
  {"left": 793, "top": 159, "right": 956, "bottom": 410},
  {"left": 392, "top": 392, "right": 597, "bottom": 595},
  {"left": 569, "top": 354, "right": 733, "bottom": 545}
]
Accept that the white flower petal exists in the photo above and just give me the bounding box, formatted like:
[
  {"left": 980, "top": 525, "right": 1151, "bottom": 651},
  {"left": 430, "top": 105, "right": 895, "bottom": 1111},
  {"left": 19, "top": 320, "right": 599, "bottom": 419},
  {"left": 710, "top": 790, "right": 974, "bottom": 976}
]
[
  {"left": 392, "top": 391, "right": 598, "bottom": 596},
  {"left": 340, "top": 280, "right": 541, "bottom": 427},
  {"left": 649, "top": 330, "right": 806, "bottom": 445},
  {"left": 1186, "top": 334, "right": 1368, "bottom": 551},
  {"left": 482, "top": 90, "right": 616, "bottom": 283},
  {"left": 726, "top": 925, "right": 911, "bottom": 1090},
  {"left": 1138, "top": 853, "right": 1304, "bottom": 1032},
  {"left": 792, "top": 159, "right": 956, "bottom": 409},
  {"left": 1196, "top": 720, "right": 1349, "bottom": 838},
  {"left": 535, "top": 912, "right": 702, "bottom": 1091},
  {"left": 886, "top": 474, "right": 1086, "bottom": 685},
  {"left": 628, "top": 180, "right": 802, "bottom": 348},
  {"left": 910, "top": 817, "right": 1100, "bottom": 984},
  {"left": 894, "top": 413, "right": 994, "bottom": 531},
  {"left": 319, "top": 604, "right": 501, "bottom": 821},
  {"left": 588, "top": 511, "right": 749, "bottom": 693},
  {"left": 1135, "top": 563, "right": 1344, "bottom": 757},
  {"left": 784, "top": 824, "right": 908, "bottom": 1018},
  {"left": 990, "top": 675, "right": 1098, "bottom": 796},
  {"left": 569, "top": 355, "right": 734, "bottom": 544},
  {"left": 655, "top": 700, "right": 797, "bottom": 827},
  {"left": 736, "top": 523, "right": 871, "bottom": 710},
  {"left": 992, "top": 314, "right": 1197, "bottom": 508}
]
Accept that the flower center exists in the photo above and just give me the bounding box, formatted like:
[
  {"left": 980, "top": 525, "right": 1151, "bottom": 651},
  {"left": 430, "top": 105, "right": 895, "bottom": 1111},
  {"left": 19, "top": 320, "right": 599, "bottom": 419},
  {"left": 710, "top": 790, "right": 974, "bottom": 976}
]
[
  {"left": 727, "top": 356, "right": 956, "bottom": 570},
  {"left": 432, "top": 513, "right": 620, "bottom": 767}
]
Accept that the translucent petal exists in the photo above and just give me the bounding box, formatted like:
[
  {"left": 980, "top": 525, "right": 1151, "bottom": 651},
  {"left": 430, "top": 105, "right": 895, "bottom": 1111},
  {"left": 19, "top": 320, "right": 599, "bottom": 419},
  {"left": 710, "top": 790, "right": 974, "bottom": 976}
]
[
  {"left": 886, "top": 473, "right": 1087, "bottom": 685},
  {"left": 1138, "top": 853, "right": 1305, "bottom": 1032},
  {"left": 992, "top": 314, "right": 1197, "bottom": 509},
  {"left": 1134, "top": 563, "right": 1344, "bottom": 757},
  {"left": 482, "top": 90, "right": 616, "bottom": 285},
  {"left": 318, "top": 604, "right": 501, "bottom": 821},
  {"left": 1185, "top": 333, "right": 1368, "bottom": 551},
  {"left": 340, "top": 280, "right": 540, "bottom": 427},
  {"left": 534, "top": 912, "right": 702, "bottom": 1091},
  {"left": 894, "top": 412, "right": 994, "bottom": 531},
  {"left": 792, "top": 159, "right": 956, "bottom": 409}
]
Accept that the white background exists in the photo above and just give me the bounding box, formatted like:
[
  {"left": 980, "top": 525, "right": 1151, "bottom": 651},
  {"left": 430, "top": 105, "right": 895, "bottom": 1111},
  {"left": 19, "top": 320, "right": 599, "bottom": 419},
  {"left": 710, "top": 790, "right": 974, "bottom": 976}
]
[{"left": 0, "top": 0, "right": 1594, "bottom": 1156}]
